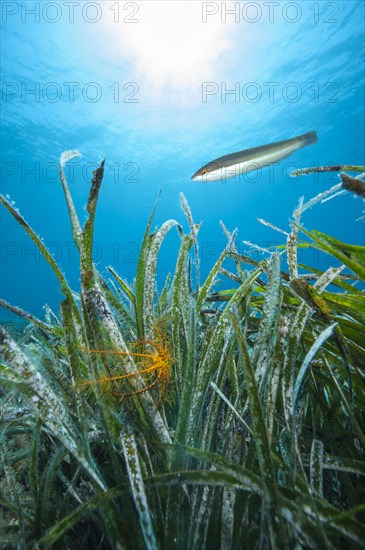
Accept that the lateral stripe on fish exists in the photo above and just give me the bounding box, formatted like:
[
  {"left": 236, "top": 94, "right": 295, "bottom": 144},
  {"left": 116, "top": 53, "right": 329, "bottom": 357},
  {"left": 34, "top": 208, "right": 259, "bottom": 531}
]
[{"left": 191, "top": 131, "right": 318, "bottom": 182}]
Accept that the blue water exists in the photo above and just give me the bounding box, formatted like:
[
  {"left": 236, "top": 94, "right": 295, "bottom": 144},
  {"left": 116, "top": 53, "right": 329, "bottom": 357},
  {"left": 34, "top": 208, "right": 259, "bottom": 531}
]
[{"left": 1, "top": 0, "right": 364, "bottom": 322}]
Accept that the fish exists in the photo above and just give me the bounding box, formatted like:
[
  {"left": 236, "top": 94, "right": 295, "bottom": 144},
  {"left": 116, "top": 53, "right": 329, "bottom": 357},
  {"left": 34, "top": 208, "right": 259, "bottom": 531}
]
[{"left": 191, "top": 130, "right": 318, "bottom": 182}]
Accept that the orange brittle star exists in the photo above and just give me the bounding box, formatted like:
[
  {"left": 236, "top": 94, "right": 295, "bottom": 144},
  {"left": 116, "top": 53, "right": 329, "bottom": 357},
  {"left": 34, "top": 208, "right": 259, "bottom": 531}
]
[{"left": 79, "top": 334, "right": 173, "bottom": 406}]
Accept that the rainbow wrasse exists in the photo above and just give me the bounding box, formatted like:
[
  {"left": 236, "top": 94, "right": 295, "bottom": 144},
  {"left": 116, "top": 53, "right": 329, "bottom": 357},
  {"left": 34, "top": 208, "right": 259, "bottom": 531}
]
[{"left": 191, "top": 131, "right": 318, "bottom": 182}]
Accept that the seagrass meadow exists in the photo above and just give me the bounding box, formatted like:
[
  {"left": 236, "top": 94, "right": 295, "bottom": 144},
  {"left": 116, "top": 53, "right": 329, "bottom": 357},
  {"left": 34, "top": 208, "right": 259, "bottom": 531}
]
[{"left": 0, "top": 152, "right": 365, "bottom": 550}]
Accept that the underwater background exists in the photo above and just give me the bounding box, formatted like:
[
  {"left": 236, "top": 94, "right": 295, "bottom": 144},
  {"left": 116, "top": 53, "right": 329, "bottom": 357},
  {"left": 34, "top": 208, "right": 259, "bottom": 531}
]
[
  {"left": 1, "top": 3, "right": 365, "bottom": 549},
  {"left": 1, "top": 0, "right": 364, "bottom": 321}
]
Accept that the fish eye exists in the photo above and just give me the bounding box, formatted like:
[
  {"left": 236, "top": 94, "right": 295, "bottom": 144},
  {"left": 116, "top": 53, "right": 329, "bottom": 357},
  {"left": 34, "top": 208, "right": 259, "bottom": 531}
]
[{"left": 201, "top": 168, "right": 207, "bottom": 175}]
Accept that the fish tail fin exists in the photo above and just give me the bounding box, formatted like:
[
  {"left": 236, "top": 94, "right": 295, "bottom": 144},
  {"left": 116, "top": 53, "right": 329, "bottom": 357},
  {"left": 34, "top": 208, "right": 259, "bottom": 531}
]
[{"left": 296, "top": 130, "right": 318, "bottom": 147}]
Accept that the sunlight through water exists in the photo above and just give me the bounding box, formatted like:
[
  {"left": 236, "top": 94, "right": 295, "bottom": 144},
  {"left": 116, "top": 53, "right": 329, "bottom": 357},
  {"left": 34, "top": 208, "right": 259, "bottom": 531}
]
[{"left": 100, "top": 1, "right": 234, "bottom": 100}]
